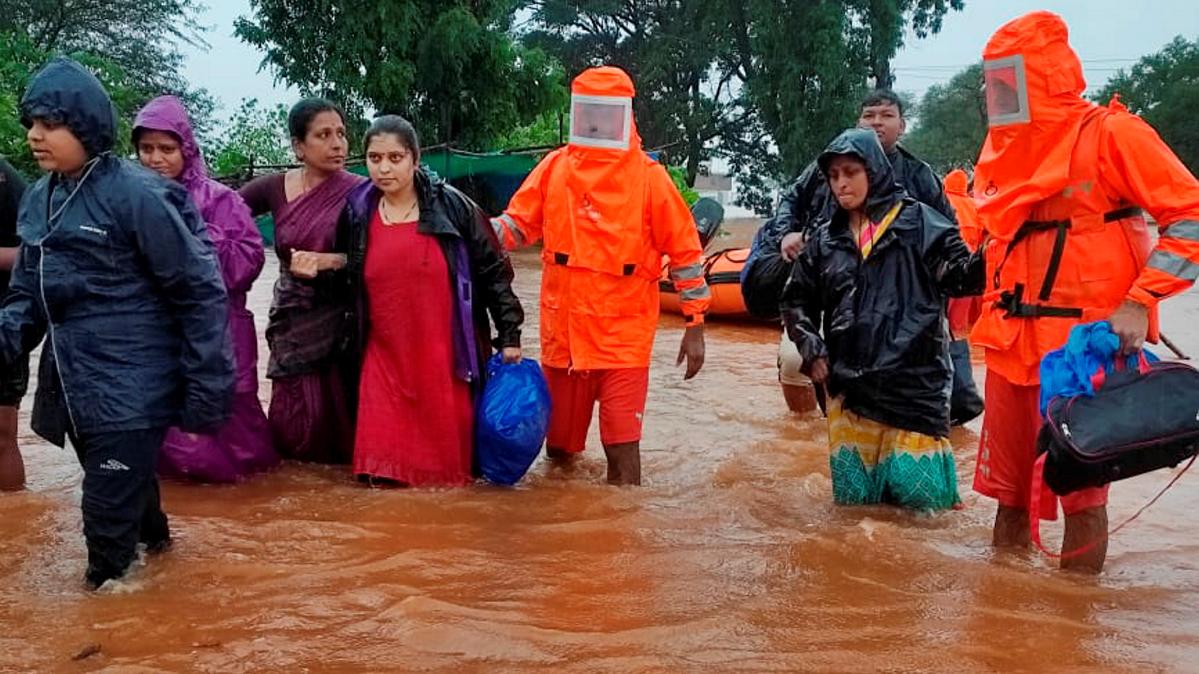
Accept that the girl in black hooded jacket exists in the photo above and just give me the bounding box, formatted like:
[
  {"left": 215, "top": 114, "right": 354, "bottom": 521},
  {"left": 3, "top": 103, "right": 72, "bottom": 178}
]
[{"left": 781, "top": 128, "right": 983, "bottom": 512}]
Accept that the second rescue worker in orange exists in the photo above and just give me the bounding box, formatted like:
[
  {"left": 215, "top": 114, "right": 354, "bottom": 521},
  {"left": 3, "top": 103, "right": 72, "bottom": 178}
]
[
  {"left": 971, "top": 11, "right": 1199, "bottom": 573},
  {"left": 492, "top": 66, "right": 711, "bottom": 485}
]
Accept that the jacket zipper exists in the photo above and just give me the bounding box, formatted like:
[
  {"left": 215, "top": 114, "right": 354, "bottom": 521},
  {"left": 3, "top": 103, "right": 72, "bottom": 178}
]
[{"left": 38, "top": 246, "right": 78, "bottom": 435}]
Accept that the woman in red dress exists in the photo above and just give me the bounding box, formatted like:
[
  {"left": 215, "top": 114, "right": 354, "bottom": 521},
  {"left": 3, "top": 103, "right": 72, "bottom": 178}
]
[{"left": 340, "top": 116, "right": 524, "bottom": 486}]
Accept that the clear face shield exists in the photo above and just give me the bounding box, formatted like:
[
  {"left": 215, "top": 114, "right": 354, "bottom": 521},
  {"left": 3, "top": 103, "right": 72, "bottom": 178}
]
[
  {"left": 569, "top": 94, "right": 633, "bottom": 150},
  {"left": 983, "top": 54, "right": 1031, "bottom": 127}
]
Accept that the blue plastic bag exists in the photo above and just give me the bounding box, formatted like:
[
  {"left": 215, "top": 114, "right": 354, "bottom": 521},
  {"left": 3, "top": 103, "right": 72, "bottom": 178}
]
[
  {"left": 475, "top": 353, "right": 551, "bottom": 485},
  {"left": 1039, "top": 321, "right": 1158, "bottom": 416}
]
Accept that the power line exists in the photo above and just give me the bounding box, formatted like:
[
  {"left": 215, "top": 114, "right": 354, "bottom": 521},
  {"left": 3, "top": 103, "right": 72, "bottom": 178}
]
[{"left": 894, "top": 57, "right": 1139, "bottom": 71}]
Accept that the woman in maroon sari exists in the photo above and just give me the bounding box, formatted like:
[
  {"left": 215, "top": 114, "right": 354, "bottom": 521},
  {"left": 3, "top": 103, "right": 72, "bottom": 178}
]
[{"left": 240, "top": 99, "right": 366, "bottom": 463}]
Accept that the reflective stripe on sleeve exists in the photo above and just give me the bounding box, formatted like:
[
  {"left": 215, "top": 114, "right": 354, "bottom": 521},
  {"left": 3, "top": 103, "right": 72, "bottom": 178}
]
[{"left": 1147, "top": 248, "right": 1199, "bottom": 281}]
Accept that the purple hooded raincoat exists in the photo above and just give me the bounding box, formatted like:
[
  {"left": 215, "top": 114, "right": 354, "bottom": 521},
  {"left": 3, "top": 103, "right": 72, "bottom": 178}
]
[{"left": 134, "top": 95, "right": 279, "bottom": 482}]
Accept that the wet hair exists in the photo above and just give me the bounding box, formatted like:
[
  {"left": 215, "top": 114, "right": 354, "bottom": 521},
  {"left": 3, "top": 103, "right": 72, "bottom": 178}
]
[
  {"left": 131, "top": 127, "right": 181, "bottom": 147},
  {"left": 363, "top": 114, "right": 421, "bottom": 162},
  {"left": 860, "top": 89, "right": 904, "bottom": 117},
  {"left": 819, "top": 150, "right": 868, "bottom": 177},
  {"left": 288, "top": 98, "right": 346, "bottom": 141}
]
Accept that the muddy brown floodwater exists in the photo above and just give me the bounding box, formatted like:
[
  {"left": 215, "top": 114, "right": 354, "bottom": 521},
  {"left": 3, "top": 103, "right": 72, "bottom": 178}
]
[{"left": 2, "top": 222, "right": 1199, "bottom": 673}]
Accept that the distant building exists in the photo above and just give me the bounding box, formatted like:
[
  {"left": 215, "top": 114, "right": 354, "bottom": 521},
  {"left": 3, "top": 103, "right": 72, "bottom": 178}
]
[
  {"left": 693, "top": 173, "right": 733, "bottom": 205},
  {"left": 694, "top": 172, "right": 757, "bottom": 218}
]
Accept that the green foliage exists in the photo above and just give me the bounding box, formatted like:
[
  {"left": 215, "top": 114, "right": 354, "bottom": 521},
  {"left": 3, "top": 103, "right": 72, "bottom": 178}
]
[
  {"left": 728, "top": 0, "right": 963, "bottom": 214},
  {"left": 207, "top": 98, "right": 292, "bottom": 177},
  {"left": 0, "top": 30, "right": 44, "bottom": 172},
  {"left": 903, "top": 63, "right": 985, "bottom": 174},
  {"left": 493, "top": 107, "right": 567, "bottom": 150},
  {"left": 236, "top": 0, "right": 567, "bottom": 152},
  {"left": 230, "top": 0, "right": 960, "bottom": 215},
  {"left": 1095, "top": 36, "right": 1199, "bottom": 175},
  {"left": 846, "top": 0, "right": 965, "bottom": 88},
  {"left": 0, "top": 0, "right": 214, "bottom": 177},
  {"left": 0, "top": 30, "right": 149, "bottom": 176},
  {"left": 667, "top": 166, "right": 700, "bottom": 206},
  {"left": 525, "top": 0, "right": 741, "bottom": 188},
  {"left": 732, "top": 1, "right": 863, "bottom": 215}
]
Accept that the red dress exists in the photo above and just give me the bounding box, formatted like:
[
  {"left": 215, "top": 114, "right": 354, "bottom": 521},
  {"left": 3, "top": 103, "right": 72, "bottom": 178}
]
[{"left": 353, "top": 210, "right": 475, "bottom": 486}]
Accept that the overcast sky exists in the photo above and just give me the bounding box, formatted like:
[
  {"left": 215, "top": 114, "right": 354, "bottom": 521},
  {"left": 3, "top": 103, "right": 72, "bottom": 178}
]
[{"left": 182, "top": 1, "right": 1199, "bottom": 123}]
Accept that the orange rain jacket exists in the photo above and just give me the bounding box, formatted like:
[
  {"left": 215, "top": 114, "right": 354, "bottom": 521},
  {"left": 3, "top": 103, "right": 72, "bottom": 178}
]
[
  {"left": 971, "top": 11, "right": 1199, "bottom": 386},
  {"left": 492, "top": 67, "right": 710, "bottom": 370},
  {"left": 943, "top": 169, "right": 982, "bottom": 251},
  {"left": 944, "top": 169, "right": 983, "bottom": 336}
]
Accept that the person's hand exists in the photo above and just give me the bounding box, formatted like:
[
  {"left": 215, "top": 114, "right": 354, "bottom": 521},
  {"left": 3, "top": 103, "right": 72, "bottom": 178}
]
[
  {"left": 290, "top": 249, "right": 322, "bottom": 279},
  {"left": 780, "top": 232, "right": 805, "bottom": 262},
  {"left": 808, "top": 357, "right": 830, "bottom": 385},
  {"left": 676, "top": 324, "right": 705, "bottom": 380},
  {"left": 501, "top": 346, "right": 522, "bottom": 364},
  {"left": 1108, "top": 299, "right": 1150, "bottom": 355}
]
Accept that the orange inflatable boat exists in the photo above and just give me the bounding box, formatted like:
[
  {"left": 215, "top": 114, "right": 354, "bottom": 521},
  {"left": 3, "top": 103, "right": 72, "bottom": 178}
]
[{"left": 659, "top": 247, "right": 751, "bottom": 318}]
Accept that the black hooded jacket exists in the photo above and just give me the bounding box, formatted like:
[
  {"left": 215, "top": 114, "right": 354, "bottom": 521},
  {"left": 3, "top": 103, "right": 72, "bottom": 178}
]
[
  {"left": 742, "top": 141, "right": 954, "bottom": 320},
  {"left": 0, "top": 57, "right": 232, "bottom": 445},
  {"left": 772, "top": 143, "right": 955, "bottom": 240},
  {"left": 780, "top": 129, "right": 983, "bottom": 437}
]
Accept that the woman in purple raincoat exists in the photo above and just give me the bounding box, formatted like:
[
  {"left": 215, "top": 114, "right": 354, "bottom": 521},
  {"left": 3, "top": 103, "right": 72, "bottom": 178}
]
[{"left": 133, "top": 95, "right": 278, "bottom": 482}]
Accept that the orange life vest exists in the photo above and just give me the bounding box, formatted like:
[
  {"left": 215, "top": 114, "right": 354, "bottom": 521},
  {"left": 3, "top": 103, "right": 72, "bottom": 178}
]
[{"left": 972, "top": 113, "right": 1155, "bottom": 385}]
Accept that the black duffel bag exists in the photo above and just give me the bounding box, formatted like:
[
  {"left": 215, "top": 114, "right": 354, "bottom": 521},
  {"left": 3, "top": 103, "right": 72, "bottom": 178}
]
[
  {"left": 1037, "top": 359, "right": 1199, "bottom": 495},
  {"left": 740, "top": 217, "right": 792, "bottom": 320}
]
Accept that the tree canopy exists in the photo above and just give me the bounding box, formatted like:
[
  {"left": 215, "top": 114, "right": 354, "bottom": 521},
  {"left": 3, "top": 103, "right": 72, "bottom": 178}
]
[
  {"left": 521, "top": 0, "right": 963, "bottom": 213},
  {"left": 206, "top": 98, "right": 293, "bottom": 177},
  {"left": 902, "top": 62, "right": 985, "bottom": 174},
  {"left": 235, "top": 0, "right": 566, "bottom": 151},
  {"left": 524, "top": 0, "right": 742, "bottom": 186},
  {"left": 728, "top": 0, "right": 963, "bottom": 213},
  {"left": 0, "top": 0, "right": 215, "bottom": 175},
  {"left": 1096, "top": 36, "right": 1199, "bottom": 175},
  {"left": 0, "top": 0, "right": 971, "bottom": 210}
]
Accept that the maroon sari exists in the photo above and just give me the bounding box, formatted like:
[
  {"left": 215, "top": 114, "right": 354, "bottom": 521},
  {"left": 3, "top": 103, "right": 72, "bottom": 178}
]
[{"left": 263, "top": 170, "right": 365, "bottom": 463}]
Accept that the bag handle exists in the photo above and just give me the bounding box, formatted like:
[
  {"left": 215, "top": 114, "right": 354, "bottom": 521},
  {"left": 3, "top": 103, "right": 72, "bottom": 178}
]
[
  {"left": 1111, "top": 351, "right": 1152, "bottom": 374},
  {"left": 1029, "top": 451, "right": 1198, "bottom": 560},
  {"left": 1089, "top": 352, "right": 1152, "bottom": 391}
]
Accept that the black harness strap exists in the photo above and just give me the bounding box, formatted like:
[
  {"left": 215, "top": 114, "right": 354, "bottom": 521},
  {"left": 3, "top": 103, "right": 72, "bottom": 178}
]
[
  {"left": 996, "top": 283, "right": 1084, "bottom": 319},
  {"left": 993, "top": 207, "right": 1142, "bottom": 320},
  {"left": 1038, "top": 220, "right": 1070, "bottom": 301},
  {"left": 552, "top": 252, "right": 636, "bottom": 276}
]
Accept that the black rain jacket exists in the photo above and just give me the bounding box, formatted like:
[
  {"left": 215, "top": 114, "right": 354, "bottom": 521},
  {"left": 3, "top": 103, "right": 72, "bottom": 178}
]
[{"left": 780, "top": 129, "right": 982, "bottom": 437}]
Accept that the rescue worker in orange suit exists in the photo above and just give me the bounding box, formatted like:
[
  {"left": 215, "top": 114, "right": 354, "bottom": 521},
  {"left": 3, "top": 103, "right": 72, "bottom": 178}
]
[
  {"left": 971, "top": 11, "right": 1199, "bottom": 573},
  {"left": 492, "top": 66, "right": 710, "bottom": 485},
  {"left": 943, "top": 169, "right": 986, "bottom": 421},
  {"left": 943, "top": 169, "right": 983, "bottom": 251}
]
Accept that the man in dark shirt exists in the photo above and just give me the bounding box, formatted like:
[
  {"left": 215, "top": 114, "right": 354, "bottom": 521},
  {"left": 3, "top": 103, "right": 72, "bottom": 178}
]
[
  {"left": 0, "top": 158, "right": 29, "bottom": 490},
  {"left": 775, "top": 89, "right": 954, "bottom": 258}
]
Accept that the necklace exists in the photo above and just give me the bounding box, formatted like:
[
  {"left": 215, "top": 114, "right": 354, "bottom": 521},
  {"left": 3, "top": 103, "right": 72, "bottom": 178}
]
[
  {"left": 379, "top": 196, "right": 418, "bottom": 225},
  {"left": 297, "top": 166, "right": 319, "bottom": 197}
]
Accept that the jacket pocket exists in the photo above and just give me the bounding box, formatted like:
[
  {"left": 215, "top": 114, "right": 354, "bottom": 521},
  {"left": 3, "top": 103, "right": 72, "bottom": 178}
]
[
  {"left": 62, "top": 221, "right": 121, "bottom": 284},
  {"left": 577, "top": 270, "right": 656, "bottom": 318}
]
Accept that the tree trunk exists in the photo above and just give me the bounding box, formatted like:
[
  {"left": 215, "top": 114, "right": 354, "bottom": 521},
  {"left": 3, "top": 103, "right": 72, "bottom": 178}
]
[{"left": 685, "top": 72, "right": 702, "bottom": 186}]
